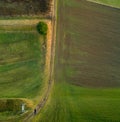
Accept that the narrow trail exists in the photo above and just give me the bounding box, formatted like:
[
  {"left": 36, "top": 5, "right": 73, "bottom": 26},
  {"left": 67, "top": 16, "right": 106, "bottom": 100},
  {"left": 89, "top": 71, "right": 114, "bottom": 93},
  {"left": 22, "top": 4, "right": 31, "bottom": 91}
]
[{"left": 24, "top": 0, "right": 57, "bottom": 121}]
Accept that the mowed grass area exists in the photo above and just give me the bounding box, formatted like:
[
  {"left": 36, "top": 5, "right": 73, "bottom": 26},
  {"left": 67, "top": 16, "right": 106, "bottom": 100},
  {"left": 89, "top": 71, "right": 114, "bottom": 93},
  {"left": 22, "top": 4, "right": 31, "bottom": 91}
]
[
  {"left": 0, "top": 31, "right": 44, "bottom": 98},
  {"left": 0, "top": 24, "right": 46, "bottom": 120},
  {"left": 88, "top": 0, "right": 120, "bottom": 8},
  {"left": 33, "top": 0, "right": 120, "bottom": 122}
]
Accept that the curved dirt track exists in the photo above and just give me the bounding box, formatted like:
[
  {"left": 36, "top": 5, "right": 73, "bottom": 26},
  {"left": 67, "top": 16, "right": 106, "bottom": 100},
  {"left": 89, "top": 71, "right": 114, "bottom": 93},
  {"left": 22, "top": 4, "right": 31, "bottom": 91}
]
[{"left": 24, "top": 0, "right": 57, "bottom": 121}]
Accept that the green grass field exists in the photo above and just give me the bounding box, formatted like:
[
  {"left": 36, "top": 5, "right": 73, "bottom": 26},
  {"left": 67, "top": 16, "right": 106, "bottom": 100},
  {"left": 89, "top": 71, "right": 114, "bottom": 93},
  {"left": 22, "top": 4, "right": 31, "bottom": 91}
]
[
  {"left": 0, "top": 31, "right": 44, "bottom": 98},
  {"left": 0, "top": 24, "right": 46, "bottom": 120},
  {"left": 33, "top": 0, "right": 120, "bottom": 121},
  {"left": 34, "top": 82, "right": 120, "bottom": 122},
  {"left": 88, "top": 0, "right": 120, "bottom": 8}
]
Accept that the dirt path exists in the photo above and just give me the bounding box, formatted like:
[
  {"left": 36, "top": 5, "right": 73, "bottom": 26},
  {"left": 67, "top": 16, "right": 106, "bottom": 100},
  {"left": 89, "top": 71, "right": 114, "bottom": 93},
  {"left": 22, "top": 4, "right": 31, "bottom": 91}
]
[{"left": 24, "top": 0, "right": 57, "bottom": 121}]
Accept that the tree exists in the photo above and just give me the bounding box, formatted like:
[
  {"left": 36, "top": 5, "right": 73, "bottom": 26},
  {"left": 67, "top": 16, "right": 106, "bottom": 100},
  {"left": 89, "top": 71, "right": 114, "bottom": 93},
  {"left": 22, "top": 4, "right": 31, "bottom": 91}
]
[{"left": 37, "top": 22, "right": 48, "bottom": 35}]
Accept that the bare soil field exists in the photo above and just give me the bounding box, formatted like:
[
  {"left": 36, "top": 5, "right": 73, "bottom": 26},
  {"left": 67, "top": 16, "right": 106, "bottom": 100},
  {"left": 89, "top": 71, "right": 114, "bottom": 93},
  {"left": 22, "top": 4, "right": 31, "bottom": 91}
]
[
  {"left": 0, "top": 0, "right": 52, "bottom": 17},
  {"left": 55, "top": 0, "right": 120, "bottom": 87}
]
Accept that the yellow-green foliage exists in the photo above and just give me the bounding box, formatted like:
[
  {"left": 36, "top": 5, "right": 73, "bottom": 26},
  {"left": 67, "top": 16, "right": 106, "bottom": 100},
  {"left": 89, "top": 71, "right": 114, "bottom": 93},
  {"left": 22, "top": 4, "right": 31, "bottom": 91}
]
[{"left": 0, "top": 99, "right": 33, "bottom": 112}]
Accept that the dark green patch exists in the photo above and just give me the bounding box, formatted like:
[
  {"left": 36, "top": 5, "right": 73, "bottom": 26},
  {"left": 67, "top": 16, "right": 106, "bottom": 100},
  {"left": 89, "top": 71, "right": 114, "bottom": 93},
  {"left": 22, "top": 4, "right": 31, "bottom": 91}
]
[{"left": 37, "top": 22, "right": 48, "bottom": 35}]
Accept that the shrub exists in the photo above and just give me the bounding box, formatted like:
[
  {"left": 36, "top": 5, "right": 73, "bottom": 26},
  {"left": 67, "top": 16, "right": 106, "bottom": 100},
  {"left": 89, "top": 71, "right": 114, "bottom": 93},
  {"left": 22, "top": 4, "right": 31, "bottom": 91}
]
[
  {"left": 0, "top": 99, "right": 33, "bottom": 112},
  {"left": 37, "top": 22, "right": 48, "bottom": 35}
]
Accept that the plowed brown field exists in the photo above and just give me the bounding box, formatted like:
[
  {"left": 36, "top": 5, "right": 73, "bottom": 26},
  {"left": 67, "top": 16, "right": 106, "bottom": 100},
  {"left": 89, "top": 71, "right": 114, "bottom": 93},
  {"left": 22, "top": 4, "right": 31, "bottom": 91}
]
[{"left": 55, "top": 0, "right": 120, "bottom": 87}]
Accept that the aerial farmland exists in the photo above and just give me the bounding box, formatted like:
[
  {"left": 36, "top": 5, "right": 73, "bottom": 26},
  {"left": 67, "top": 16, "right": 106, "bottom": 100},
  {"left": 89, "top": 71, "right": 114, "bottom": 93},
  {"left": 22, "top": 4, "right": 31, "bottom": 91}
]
[{"left": 0, "top": 0, "right": 120, "bottom": 122}]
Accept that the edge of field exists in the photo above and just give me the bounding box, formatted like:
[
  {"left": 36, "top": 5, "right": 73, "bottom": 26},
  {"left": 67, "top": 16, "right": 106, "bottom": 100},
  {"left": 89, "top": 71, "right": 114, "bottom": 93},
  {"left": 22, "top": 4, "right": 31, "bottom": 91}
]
[{"left": 87, "top": 0, "right": 120, "bottom": 9}]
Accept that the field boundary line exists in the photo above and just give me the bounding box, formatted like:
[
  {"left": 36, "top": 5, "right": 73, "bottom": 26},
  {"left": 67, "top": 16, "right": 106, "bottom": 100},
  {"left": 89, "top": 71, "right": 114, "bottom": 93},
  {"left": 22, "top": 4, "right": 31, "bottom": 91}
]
[
  {"left": 87, "top": 0, "right": 120, "bottom": 9},
  {"left": 0, "top": 19, "right": 49, "bottom": 26}
]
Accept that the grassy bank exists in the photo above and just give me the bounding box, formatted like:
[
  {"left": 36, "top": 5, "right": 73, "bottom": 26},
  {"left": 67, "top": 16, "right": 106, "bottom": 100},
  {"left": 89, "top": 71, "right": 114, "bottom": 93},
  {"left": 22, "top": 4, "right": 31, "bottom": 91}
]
[{"left": 0, "top": 98, "right": 33, "bottom": 121}]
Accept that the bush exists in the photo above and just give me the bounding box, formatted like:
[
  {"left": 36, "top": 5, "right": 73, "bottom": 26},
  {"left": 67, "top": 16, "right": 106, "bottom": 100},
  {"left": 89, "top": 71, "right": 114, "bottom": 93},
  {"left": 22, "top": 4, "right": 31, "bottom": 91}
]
[
  {"left": 0, "top": 99, "right": 33, "bottom": 112},
  {"left": 37, "top": 22, "right": 48, "bottom": 35}
]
